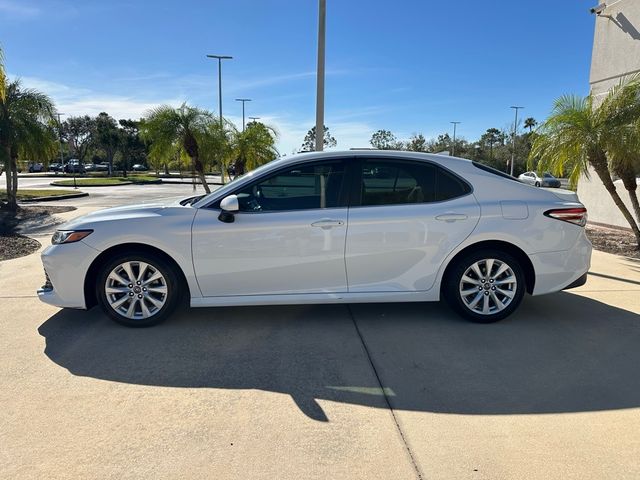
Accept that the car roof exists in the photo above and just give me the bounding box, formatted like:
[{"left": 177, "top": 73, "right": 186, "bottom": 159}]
[{"left": 270, "top": 149, "right": 474, "bottom": 170}]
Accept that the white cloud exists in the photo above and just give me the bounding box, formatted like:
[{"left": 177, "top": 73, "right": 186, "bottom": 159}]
[
  {"left": 12, "top": 74, "right": 375, "bottom": 153},
  {"left": 0, "top": 0, "right": 40, "bottom": 17},
  {"left": 15, "top": 74, "right": 184, "bottom": 120}
]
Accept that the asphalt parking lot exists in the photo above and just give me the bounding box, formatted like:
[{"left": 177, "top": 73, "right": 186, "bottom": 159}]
[{"left": 1, "top": 188, "right": 640, "bottom": 479}]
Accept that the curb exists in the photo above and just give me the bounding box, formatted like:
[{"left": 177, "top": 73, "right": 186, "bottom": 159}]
[
  {"left": 49, "top": 180, "right": 162, "bottom": 187},
  {"left": 20, "top": 192, "right": 89, "bottom": 202},
  {"left": 159, "top": 180, "right": 224, "bottom": 185}
]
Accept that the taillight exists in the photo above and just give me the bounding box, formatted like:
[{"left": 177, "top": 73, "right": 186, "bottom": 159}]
[{"left": 544, "top": 207, "right": 587, "bottom": 227}]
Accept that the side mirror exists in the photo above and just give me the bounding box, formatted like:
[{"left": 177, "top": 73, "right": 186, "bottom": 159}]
[{"left": 218, "top": 195, "right": 239, "bottom": 223}]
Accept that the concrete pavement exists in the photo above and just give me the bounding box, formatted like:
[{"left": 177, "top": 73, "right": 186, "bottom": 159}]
[{"left": 1, "top": 203, "right": 639, "bottom": 478}]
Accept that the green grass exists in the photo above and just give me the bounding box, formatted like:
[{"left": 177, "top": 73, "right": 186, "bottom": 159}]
[
  {"left": 51, "top": 176, "right": 160, "bottom": 186},
  {"left": 0, "top": 189, "right": 79, "bottom": 200}
]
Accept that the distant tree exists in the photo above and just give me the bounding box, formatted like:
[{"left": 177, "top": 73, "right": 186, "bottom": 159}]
[
  {"left": 427, "top": 133, "right": 451, "bottom": 153},
  {"left": 0, "top": 45, "right": 6, "bottom": 102},
  {"left": 93, "top": 112, "right": 120, "bottom": 175},
  {"left": 118, "top": 119, "right": 146, "bottom": 175},
  {"left": 229, "top": 121, "right": 279, "bottom": 176},
  {"left": 524, "top": 117, "right": 537, "bottom": 133},
  {"left": 370, "top": 129, "right": 397, "bottom": 150},
  {"left": 479, "top": 128, "right": 504, "bottom": 160},
  {"left": 63, "top": 115, "right": 94, "bottom": 162},
  {"left": 406, "top": 133, "right": 428, "bottom": 152},
  {"left": 141, "top": 104, "right": 214, "bottom": 193},
  {"left": 301, "top": 125, "right": 336, "bottom": 152}
]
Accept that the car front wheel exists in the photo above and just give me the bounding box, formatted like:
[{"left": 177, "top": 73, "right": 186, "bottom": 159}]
[
  {"left": 96, "top": 252, "right": 180, "bottom": 327},
  {"left": 444, "top": 250, "right": 525, "bottom": 323}
]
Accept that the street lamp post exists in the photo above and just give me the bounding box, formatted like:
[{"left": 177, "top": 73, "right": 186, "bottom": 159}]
[
  {"left": 450, "top": 121, "right": 460, "bottom": 157},
  {"left": 315, "top": 0, "right": 326, "bottom": 151},
  {"left": 235, "top": 98, "right": 252, "bottom": 131},
  {"left": 510, "top": 106, "right": 523, "bottom": 176},
  {"left": 206, "top": 54, "right": 232, "bottom": 184}
]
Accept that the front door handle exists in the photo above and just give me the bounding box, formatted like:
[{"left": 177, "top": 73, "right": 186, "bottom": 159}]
[
  {"left": 311, "top": 219, "right": 345, "bottom": 229},
  {"left": 435, "top": 213, "right": 468, "bottom": 222}
]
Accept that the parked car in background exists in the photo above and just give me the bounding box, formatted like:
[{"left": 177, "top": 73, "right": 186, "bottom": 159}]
[
  {"left": 518, "top": 171, "right": 561, "bottom": 188},
  {"left": 38, "top": 150, "right": 591, "bottom": 328},
  {"left": 49, "top": 163, "right": 62, "bottom": 172},
  {"left": 84, "top": 163, "right": 96, "bottom": 172},
  {"left": 132, "top": 164, "right": 148, "bottom": 171},
  {"left": 64, "top": 159, "right": 86, "bottom": 174},
  {"left": 28, "top": 162, "right": 44, "bottom": 173},
  {"left": 95, "top": 163, "right": 109, "bottom": 172}
]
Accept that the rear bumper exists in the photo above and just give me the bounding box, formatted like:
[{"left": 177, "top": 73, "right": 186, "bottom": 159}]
[
  {"left": 562, "top": 272, "right": 588, "bottom": 290},
  {"left": 529, "top": 231, "right": 592, "bottom": 296}
]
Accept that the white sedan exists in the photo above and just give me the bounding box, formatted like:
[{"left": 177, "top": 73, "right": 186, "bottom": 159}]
[{"left": 38, "top": 151, "right": 591, "bottom": 327}]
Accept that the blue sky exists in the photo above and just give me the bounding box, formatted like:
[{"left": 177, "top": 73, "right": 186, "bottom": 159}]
[{"left": 1, "top": 0, "right": 596, "bottom": 153}]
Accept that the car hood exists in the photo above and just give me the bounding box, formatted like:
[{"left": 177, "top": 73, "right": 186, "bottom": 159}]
[{"left": 60, "top": 197, "right": 195, "bottom": 230}]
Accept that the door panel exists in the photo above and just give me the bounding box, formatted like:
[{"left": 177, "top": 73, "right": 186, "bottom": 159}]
[
  {"left": 345, "top": 198, "right": 480, "bottom": 292},
  {"left": 192, "top": 208, "right": 348, "bottom": 296},
  {"left": 192, "top": 158, "right": 350, "bottom": 297}
]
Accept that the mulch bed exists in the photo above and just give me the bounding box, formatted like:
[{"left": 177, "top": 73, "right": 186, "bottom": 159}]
[
  {"left": 586, "top": 224, "right": 640, "bottom": 259},
  {"left": 0, "top": 206, "right": 76, "bottom": 261},
  {"left": 0, "top": 234, "right": 41, "bottom": 261}
]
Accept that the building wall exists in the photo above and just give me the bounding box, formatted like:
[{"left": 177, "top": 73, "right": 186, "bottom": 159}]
[{"left": 577, "top": 0, "right": 640, "bottom": 229}]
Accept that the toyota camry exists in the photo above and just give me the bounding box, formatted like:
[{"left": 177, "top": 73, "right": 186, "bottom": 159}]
[{"left": 38, "top": 150, "right": 591, "bottom": 327}]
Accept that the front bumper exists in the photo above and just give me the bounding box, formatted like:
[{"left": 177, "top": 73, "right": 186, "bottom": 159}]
[{"left": 37, "top": 240, "right": 100, "bottom": 309}]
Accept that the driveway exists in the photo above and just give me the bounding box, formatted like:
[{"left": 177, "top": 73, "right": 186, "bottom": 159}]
[{"left": 1, "top": 209, "right": 639, "bottom": 478}]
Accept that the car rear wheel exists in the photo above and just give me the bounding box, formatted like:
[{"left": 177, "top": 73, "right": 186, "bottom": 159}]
[
  {"left": 535, "top": 181, "right": 540, "bottom": 187},
  {"left": 96, "top": 252, "right": 180, "bottom": 327},
  {"left": 444, "top": 249, "right": 525, "bottom": 323}
]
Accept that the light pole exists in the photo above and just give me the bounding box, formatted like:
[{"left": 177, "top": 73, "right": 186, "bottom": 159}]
[
  {"left": 206, "top": 54, "right": 233, "bottom": 183},
  {"left": 315, "top": 0, "right": 326, "bottom": 151},
  {"left": 450, "top": 121, "right": 460, "bottom": 157},
  {"left": 235, "top": 98, "right": 252, "bottom": 131},
  {"left": 510, "top": 106, "right": 523, "bottom": 176}
]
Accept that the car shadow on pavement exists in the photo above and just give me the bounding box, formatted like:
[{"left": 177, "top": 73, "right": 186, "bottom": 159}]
[{"left": 39, "top": 292, "right": 640, "bottom": 421}]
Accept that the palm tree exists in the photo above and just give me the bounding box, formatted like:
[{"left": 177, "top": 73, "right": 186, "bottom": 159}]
[
  {"left": 141, "top": 104, "right": 214, "bottom": 193},
  {"left": 230, "top": 121, "right": 279, "bottom": 176},
  {"left": 0, "top": 80, "right": 56, "bottom": 211},
  {"left": 530, "top": 89, "right": 640, "bottom": 247},
  {"left": 598, "top": 77, "right": 640, "bottom": 224},
  {"left": 524, "top": 117, "right": 537, "bottom": 133}
]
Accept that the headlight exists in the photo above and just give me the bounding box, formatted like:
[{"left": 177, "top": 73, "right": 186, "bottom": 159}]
[{"left": 51, "top": 230, "right": 93, "bottom": 245}]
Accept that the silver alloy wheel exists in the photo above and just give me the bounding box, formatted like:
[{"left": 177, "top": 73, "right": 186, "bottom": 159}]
[
  {"left": 105, "top": 261, "right": 168, "bottom": 320},
  {"left": 459, "top": 258, "right": 517, "bottom": 315}
]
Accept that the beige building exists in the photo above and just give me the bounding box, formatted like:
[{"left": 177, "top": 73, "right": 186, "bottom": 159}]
[{"left": 577, "top": 0, "right": 640, "bottom": 229}]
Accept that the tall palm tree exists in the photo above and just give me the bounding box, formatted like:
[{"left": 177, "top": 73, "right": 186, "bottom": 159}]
[
  {"left": 141, "top": 104, "right": 214, "bottom": 193},
  {"left": 230, "top": 121, "right": 279, "bottom": 176},
  {"left": 524, "top": 117, "right": 537, "bottom": 133},
  {"left": 530, "top": 89, "right": 640, "bottom": 247},
  {"left": 0, "top": 80, "right": 56, "bottom": 211},
  {"left": 599, "top": 77, "right": 640, "bottom": 224}
]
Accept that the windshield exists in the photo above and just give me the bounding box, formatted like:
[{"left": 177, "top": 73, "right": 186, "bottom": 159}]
[{"left": 543, "top": 173, "right": 554, "bottom": 178}]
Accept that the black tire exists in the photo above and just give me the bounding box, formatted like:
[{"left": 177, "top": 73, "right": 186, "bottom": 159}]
[
  {"left": 443, "top": 249, "right": 526, "bottom": 323},
  {"left": 534, "top": 181, "right": 540, "bottom": 187},
  {"left": 96, "top": 251, "right": 180, "bottom": 327}
]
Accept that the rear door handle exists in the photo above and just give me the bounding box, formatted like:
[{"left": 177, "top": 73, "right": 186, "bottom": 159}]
[
  {"left": 311, "top": 219, "right": 345, "bottom": 229},
  {"left": 435, "top": 213, "right": 468, "bottom": 222}
]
